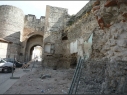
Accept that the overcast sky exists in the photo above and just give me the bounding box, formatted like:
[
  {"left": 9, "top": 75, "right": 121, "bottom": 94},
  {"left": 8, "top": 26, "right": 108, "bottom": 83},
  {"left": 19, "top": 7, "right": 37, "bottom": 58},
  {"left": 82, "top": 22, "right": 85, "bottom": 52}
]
[{"left": 0, "top": 1, "right": 89, "bottom": 19}]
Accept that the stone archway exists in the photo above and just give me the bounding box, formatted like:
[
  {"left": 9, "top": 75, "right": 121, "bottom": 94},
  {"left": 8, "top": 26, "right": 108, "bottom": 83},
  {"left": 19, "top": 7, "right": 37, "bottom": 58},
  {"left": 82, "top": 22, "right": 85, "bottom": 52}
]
[{"left": 24, "top": 34, "right": 43, "bottom": 61}]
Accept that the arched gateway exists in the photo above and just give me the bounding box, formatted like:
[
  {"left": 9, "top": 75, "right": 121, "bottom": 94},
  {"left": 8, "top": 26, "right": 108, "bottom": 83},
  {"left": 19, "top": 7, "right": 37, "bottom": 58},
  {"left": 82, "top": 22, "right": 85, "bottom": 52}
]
[{"left": 23, "top": 32, "right": 43, "bottom": 62}]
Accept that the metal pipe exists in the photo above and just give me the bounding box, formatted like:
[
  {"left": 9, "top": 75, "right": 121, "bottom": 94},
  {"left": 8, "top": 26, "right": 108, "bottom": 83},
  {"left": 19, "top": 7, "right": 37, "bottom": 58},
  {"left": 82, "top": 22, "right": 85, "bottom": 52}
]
[{"left": 68, "top": 57, "right": 81, "bottom": 94}]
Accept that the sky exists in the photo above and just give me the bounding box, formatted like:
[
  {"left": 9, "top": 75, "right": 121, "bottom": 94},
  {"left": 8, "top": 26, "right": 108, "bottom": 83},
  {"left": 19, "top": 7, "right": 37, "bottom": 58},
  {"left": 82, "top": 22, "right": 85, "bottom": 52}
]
[{"left": 0, "top": 1, "right": 89, "bottom": 19}]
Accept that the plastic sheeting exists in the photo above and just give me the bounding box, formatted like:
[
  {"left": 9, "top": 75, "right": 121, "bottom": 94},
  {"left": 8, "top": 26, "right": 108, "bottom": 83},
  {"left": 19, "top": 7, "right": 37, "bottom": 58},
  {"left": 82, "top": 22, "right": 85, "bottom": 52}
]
[
  {"left": 70, "top": 40, "right": 78, "bottom": 54},
  {"left": 44, "top": 44, "right": 51, "bottom": 53}
]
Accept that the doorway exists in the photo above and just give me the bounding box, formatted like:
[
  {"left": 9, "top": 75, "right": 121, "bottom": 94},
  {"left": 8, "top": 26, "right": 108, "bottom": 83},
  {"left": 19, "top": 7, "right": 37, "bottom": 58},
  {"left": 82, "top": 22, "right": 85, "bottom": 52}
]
[{"left": 30, "top": 46, "right": 42, "bottom": 61}]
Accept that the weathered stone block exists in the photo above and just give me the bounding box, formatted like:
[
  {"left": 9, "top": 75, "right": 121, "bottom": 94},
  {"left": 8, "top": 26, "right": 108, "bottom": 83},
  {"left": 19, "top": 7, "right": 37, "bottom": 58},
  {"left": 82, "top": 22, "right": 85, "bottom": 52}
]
[
  {"left": 112, "top": 46, "right": 120, "bottom": 52},
  {"left": 117, "top": 39, "right": 127, "bottom": 47},
  {"left": 122, "top": 56, "right": 127, "bottom": 61},
  {"left": 110, "top": 39, "right": 116, "bottom": 46},
  {"left": 104, "top": 0, "right": 117, "bottom": 7},
  {"left": 107, "top": 51, "right": 114, "bottom": 57}
]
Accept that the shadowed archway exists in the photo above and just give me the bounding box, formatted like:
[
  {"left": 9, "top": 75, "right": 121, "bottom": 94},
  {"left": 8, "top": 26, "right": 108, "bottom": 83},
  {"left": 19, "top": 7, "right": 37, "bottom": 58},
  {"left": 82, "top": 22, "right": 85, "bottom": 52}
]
[{"left": 24, "top": 34, "right": 43, "bottom": 62}]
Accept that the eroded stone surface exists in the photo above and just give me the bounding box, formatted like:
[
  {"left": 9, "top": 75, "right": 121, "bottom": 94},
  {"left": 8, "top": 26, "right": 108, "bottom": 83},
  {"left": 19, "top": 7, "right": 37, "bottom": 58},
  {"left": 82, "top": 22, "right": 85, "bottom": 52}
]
[{"left": 0, "top": 1, "right": 127, "bottom": 94}]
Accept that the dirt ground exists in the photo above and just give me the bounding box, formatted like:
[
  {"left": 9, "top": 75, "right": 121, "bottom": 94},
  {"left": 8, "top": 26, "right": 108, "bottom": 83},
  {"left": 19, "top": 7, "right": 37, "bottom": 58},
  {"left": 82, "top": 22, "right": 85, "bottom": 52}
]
[{"left": 4, "top": 62, "right": 74, "bottom": 94}]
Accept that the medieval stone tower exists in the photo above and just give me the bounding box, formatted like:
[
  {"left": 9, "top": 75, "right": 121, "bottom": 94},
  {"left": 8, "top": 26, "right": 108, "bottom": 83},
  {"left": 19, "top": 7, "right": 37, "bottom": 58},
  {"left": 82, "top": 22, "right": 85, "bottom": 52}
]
[{"left": 0, "top": 5, "right": 24, "bottom": 58}]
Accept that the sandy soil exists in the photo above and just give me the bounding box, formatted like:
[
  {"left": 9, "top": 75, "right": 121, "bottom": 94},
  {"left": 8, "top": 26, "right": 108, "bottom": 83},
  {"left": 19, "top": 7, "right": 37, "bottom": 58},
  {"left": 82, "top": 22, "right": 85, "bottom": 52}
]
[{"left": 4, "top": 62, "right": 74, "bottom": 94}]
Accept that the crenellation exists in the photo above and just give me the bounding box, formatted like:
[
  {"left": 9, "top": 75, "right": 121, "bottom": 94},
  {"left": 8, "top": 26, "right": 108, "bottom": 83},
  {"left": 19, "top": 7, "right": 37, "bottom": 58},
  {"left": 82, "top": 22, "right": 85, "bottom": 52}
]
[
  {"left": 25, "top": 14, "right": 45, "bottom": 23},
  {"left": 23, "top": 14, "right": 45, "bottom": 41}
]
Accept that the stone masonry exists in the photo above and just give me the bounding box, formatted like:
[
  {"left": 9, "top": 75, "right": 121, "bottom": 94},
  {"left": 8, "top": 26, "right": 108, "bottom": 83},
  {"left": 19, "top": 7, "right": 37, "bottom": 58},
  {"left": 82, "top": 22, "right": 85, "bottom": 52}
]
[
  {"left": 0, "top": 0, "right": 127, "bottom": 94},
  {"left": 0, "top": 5, "right": 24, "bottom": 59},
  {"left": 64, "top": 0, "right": 127, "bottom": 94},
  {"left": 43, "top": 5, "right": 70, "bottom": 68}
]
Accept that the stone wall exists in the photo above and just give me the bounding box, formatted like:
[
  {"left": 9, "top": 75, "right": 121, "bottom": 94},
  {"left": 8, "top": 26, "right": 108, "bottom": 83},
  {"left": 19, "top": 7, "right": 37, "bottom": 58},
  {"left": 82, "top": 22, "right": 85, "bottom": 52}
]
[
  {"left": 0, "top": 2, "right": 127, "bottom": 93},
  {"left": 66, "top": 0, "right": 127, "bottom": 62},
  {"left": 92, "top": 0, "right": 127, "bottom": 62},
  {"left": 64, "top": 0, "right": 127, "bottom": 94},
  {"left": 42, "top": 2, "right": 98, "bottom": 68},
  {"left": 23, "top": 14, "right": 45, "bottom": 41},
  {"left": 44, "top": 5, "right": 68, "bottom": 33},
  {"left": 75, "top": 0, "right": 94, "bottom": 18},
  {"left": 64, "top": 7, "right": 98, "bottom": 65},
  {"left": 43, "top": 5, "right": 69, "bottom": 68},
  {"left": 20, "top": 15, "right": 45, "bottom": 61},
  {"left": 44, "top": 5, "right": 68, "bottom": 43},
  {"left": 0, "top": 5, "right": 24, "bottom": 59},
  {"left": 77, "top": 59, "right": 127, "bottom": 94}
]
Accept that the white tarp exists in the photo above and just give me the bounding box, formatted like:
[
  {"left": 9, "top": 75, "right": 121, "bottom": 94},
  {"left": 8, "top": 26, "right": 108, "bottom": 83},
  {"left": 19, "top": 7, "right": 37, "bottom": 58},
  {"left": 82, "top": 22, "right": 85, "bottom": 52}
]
[
  {"left": 70, "top": 40, "right": 78, "bottom": 54},
  {"left": 84, "top": 33, "right": 93, "bottom": 59},
  {"left": 44, "top": 44, "right": 51, "bottom": 53}
]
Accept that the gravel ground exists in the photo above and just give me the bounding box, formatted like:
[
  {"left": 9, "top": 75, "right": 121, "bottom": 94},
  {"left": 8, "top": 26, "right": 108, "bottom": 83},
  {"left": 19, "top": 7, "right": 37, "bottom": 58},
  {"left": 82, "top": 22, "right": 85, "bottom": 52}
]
[{"left": 4, "top": 62, "right": 74, "bottom": 94}]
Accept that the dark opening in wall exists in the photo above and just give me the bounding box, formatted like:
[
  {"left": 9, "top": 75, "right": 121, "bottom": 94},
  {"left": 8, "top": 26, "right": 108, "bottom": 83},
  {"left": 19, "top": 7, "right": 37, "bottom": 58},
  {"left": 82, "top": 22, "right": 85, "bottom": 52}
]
[
  {"left": 62, "top": 31, "right": 68, "bottom": 40},
  {"left": 47, "top": 55, "right": 52, "bottom": 56},
  {"left": 70, "top": 53, "right": 77, "bottom": 68},
  {"left": 62, "top": 36, "right": 68, "bottom": 40},
  {"left": 19, "top": 53, "right": 23, "bottom": 56}
]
